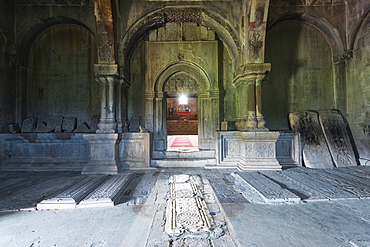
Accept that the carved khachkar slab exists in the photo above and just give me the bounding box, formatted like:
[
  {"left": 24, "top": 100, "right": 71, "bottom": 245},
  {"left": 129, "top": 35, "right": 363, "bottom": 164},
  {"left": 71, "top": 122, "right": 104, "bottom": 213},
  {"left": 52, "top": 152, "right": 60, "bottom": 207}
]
[
  {"left": 165, "top": 175, "right": 213, "bottom": 238},
  {"left": 289, "top": 111, "right": 334, "bottom": 168},
  {"left": 318, "top": 110, "right": 357, "bottom": 167},
  {"left": 37, "top": 176, "right": 108, "bottom": 210},
  {"left": 78, "top": 173, "right": 135, "bottom": 208}
]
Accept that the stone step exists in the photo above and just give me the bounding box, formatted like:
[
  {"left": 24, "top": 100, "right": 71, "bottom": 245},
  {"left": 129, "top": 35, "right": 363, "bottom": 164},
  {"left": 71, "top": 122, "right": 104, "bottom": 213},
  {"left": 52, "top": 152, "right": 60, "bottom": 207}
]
[
  {"left": 233, "top": 172, "right": 301, "bottom": 204},
  {"left": 152, "top": 150, "right": 216, "bottom": 159},
  {"left": 77, "top": 173, "right": 135, "bottom": 208},
  {"left": 152, "top": 158, "right": 217, "bottom": 167},
  {"left": 37, "top": 175, "right": 109, "bottom": 210}
]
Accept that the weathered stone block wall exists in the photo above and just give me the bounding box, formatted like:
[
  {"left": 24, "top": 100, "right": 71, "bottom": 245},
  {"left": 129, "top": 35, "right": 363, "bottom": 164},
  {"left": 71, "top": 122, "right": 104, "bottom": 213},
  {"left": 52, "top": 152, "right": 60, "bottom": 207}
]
[
  {"left": 264, "top": 20, "right": 335, "bottom": 130},
  {"left": 0, "top": 2, "right": 15, "bottom": 133},
  {"left": 266, "top": 0, "right": 370, "bottom": 161},
  {"left": 346, "top": 3, "right": 370, "bottom": 162}
]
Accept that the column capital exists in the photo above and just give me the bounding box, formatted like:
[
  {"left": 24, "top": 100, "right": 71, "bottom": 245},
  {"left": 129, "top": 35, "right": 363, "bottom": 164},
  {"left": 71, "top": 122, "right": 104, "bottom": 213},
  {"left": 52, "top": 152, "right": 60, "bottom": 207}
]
[
  {"left": 94, "top": 63, "right": 118, "bottom": 77},
  {"left": 233, "top": 63, "right": 271, "bottom": 88}
]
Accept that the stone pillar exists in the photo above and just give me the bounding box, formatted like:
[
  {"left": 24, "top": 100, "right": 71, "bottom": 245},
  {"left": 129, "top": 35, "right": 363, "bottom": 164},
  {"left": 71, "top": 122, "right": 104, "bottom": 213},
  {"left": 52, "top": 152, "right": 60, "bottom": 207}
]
[
  {"left": 116, "top": 77, "right": 130, "bottom": 133},
  {"left": 95, "top": 64, "right": 119, "bottom": 133},
  {"left": 233, "top": 63, "right": 270, "bottom": 131}
]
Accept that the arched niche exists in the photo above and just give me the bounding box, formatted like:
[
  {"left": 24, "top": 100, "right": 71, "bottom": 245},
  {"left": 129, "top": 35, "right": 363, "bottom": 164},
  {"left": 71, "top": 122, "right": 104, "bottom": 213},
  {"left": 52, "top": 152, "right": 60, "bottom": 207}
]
[
  {"left": 151, "top": 62, "right": 218, "bottom": 151},
  {"left": 27, "top": 24, "right": 99, "bottom": 126},
  {"left": 347, "top": 11, "right": 370, "bottom": 160},
  {"left": 263, "top": 20, "right": 336, "bottom": 130}
]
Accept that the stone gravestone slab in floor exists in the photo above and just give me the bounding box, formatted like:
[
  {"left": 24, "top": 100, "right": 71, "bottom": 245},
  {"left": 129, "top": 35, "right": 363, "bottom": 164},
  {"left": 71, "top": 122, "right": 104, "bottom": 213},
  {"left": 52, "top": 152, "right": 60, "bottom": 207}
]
[
  {"left": 37, "top": 176, "right": 108, "bottom": 210},
  {"left": 289, "top": 111, "right": 333, "bottom": 168},
  {"left": 318, "top": 110, "right": 357, "bottom": 167},
  {"left": 78, "top": 173, "right": 135, "bottom": 208}
]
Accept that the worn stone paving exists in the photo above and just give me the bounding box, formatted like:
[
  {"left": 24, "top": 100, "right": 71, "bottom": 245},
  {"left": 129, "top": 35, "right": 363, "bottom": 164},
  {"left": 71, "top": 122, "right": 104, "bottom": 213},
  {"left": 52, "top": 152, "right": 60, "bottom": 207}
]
[{"left": 1, "top": 166, "right": 370, "bottom": 246}]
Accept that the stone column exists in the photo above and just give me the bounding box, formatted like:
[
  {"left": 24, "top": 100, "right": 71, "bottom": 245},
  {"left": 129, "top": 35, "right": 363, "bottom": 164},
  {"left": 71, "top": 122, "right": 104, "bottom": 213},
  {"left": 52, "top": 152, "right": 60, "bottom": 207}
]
[
  {"left": 233, "top": 63, "right": 270, "bottom": 131},
  {"left": 116, "top": 76, "right": 130, "bottom": 133},
  {"left": 95, "top": 64, "right": 119, "bottom": 133}
]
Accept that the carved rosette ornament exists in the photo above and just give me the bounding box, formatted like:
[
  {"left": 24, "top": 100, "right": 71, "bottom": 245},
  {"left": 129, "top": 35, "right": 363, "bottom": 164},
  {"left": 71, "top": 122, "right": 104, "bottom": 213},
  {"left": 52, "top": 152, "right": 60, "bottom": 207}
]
[{"left": 164, "top": 72, "right": 199, "bottom": 96}]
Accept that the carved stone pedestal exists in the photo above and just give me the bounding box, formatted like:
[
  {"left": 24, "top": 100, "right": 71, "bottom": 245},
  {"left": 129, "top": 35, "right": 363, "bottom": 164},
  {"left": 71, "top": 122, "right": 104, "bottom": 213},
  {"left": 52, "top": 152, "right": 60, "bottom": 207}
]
[
  {"left": 82, "top": 134, "right": 119, "bottom": 175},
  {"left": 217, "top": 131, "right": 300, "bottom": 170}
]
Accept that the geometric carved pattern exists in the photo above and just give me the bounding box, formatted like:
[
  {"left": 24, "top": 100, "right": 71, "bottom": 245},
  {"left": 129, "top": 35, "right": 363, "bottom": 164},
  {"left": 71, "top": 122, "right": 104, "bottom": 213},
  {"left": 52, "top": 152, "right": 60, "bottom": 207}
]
[
  {"left": 164, "top": 72, "right": 199, "bottom": 96},
  {"left": 165, "top": 175, "right": 213, "bottom": 238},
  {"left": 165, "top": 9, "right": 202, "bottom": 24}
]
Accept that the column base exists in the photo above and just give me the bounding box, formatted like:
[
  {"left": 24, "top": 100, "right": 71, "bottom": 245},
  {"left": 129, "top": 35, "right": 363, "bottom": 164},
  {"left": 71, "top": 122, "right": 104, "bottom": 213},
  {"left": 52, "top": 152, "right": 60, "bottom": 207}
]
[
  {"left": 82, "top": 134, "right": 119, "bottom": 175},
  {"left": 97, "top": 119, "right": 117, "bottom": 133}
]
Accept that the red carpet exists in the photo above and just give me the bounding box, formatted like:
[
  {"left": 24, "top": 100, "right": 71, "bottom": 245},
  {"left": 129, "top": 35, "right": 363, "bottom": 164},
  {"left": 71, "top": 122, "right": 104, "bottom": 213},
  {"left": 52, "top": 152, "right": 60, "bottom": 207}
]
[{"left": 171, "top": 136, "right": 193, "bottom": 147}]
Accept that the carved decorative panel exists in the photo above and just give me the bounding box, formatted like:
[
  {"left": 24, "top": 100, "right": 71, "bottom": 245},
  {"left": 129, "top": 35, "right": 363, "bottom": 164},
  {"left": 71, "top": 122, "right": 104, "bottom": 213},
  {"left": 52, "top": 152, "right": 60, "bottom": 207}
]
[
  {"left": 164, "top": 72, "right": 199, "bottom": 96},
  {"left": 165, "top": 9, "right": 202, "bottom": 24}
]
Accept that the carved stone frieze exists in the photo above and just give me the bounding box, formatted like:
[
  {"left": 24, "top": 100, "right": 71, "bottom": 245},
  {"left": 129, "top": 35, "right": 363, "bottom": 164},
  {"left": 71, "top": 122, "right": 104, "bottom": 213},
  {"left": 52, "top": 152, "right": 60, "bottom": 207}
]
[{"left": 165, "top": 9, "right": 202, "bottom": 24}]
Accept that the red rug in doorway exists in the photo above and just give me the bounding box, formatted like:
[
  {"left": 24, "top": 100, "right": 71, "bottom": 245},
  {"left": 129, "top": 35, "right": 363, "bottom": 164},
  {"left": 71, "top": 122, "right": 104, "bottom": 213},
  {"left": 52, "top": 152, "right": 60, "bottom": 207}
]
[{"left": 171, "top": 136, "right": 193, "bottom": 147}]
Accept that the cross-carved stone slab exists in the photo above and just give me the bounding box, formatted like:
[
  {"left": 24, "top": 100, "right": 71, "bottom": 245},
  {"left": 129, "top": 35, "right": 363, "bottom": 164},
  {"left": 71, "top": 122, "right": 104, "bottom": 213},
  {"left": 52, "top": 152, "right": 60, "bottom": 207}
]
[
  {"left": 37, "top": 176, "right": 108, "bottom": 210},
  {"left": 78, "top": 173, "right": 135, "bottom": 208},
  {"left": 318, "top": 110, "right": 357, "bottom": 167},
  {"left": 289, "top": 111, "right": 334, "bottom": 168}
]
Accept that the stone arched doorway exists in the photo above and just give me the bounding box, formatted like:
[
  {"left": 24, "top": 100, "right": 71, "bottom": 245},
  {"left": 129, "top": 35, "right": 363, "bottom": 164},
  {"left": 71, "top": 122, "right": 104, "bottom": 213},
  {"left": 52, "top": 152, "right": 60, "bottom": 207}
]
[{"left": 152, "top": 62, "right": 218, "bottom": 152}]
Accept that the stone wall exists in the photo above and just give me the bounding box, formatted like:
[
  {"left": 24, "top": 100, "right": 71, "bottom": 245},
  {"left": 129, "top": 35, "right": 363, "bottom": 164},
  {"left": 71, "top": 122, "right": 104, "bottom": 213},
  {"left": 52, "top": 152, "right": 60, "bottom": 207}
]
[
  {"left": 0, "top": 2, "right": 15, "bottom": 133},
  {"left": 346, "top": 5, "right": 370, "bottom": 162}
]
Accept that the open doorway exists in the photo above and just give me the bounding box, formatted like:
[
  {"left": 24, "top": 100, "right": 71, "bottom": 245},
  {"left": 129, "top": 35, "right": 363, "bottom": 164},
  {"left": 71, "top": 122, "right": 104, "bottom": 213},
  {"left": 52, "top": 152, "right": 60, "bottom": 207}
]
[{"left": 166, "top": 95, "right": 198, "bottom": 151}]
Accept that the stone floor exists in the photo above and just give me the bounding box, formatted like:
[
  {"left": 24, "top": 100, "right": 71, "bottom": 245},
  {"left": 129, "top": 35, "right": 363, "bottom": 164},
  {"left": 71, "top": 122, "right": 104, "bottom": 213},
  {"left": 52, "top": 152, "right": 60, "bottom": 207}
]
[{"left": 0, "top": 166, "right": 370, "bottom": 246}]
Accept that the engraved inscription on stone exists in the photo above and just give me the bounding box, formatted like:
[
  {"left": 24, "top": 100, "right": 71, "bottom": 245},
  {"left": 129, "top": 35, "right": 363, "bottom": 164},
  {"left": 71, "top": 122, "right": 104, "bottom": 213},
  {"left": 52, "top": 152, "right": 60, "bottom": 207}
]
[
  {"left": 289, "top": 111, "right": 333, "bottom": 168},
  {"left": 318, "top": 110, "right": 357, "bottom": 167}
]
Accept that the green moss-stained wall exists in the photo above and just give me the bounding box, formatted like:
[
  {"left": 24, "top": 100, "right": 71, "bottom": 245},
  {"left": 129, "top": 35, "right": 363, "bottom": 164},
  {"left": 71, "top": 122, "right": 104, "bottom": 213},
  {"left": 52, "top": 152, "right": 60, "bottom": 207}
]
[
  {"left": 27, "top": 24, "right": 99, "bottom": 126},
  {"left": 263, "top": 20, "right": 335, "bottom": 130},
  {"left": 347, "top": 13, "right": 370, "bottom": 160}
]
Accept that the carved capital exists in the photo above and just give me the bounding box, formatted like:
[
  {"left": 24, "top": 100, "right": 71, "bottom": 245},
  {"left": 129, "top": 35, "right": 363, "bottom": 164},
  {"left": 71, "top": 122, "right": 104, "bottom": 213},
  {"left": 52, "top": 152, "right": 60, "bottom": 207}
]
[{"left": 233, "top": 63, "right": 271, "bottom": 88}]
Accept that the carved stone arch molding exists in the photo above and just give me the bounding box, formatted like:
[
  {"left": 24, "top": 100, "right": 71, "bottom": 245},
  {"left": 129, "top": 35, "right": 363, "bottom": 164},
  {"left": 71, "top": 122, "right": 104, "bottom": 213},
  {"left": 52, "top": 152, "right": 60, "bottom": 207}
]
[
  {"left": 150, "top": 62, "right": 218, "bottom": 151},
  {"left": 352, "top": 10, "right": 370, "bottom": 51},
  {"left": 268, "top": 13, "right": 345, "bottom": 63},
  {"left": 118, "top": 6, "right": 240, "bottom": 78}
]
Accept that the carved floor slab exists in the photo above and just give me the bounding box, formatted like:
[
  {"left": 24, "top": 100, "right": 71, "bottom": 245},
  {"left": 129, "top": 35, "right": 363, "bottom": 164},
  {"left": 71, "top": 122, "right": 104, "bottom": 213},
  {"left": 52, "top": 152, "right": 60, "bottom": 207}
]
[
  {"left": 318, "top": 110, "right": 357, "bottom": 167},
  {"left": 37, "top": 176, "right": 108, "bottom": 210},
  {"left": 233, "top": 172, "right": 301, "bottom": 204},
  {"left": 289, "top": 111, "right": 334, "bottom": 168},
  {"left": 78, "top": 173, "right": 135, "bottom": 208},
  {"left": 283, "top": 168, "right": 356, "bottom": 199},
  {"left": 165, "top": 174, "right": 212, "bottom": 238}
]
